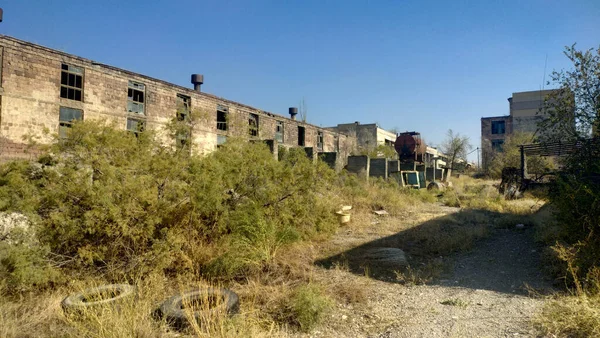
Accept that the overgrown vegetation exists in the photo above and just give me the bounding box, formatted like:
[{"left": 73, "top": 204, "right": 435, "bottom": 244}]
[
  {"left": 0, "top": 118, "right": 444, "bottom": 336},
  {"left": 487, "top": 132, "right": 555, "bottom": 179},
  {"left": 532, "top": 43, "right": 600, "bottom": 337}
]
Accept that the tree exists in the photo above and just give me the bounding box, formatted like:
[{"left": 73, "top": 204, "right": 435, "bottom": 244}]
[
  {"left": 488, "top": 132, "right": 555, "bottom": 179},
  {"left": 441, "top": 129, "right": 471, "bottom": 170},
  {"left": 538, "top": 44, "right": 600, "bottom": 141}
]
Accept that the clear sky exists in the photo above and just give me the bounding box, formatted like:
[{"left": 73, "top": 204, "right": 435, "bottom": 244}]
[{"left": 2, "top": 0, "right": 599, "bottom": 162}]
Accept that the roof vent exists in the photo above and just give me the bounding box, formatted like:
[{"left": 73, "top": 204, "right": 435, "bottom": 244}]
[
  {"left": 289, "top": 107, "right": 298, "bottom": 120},
  {"left": 191, "top": 74, "right": 204, "bottom": 92}
]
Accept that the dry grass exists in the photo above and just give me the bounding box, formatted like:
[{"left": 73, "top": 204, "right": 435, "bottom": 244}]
[
  {"left": 534, "top": 294, "right": 600, "bottom": 338},
  {"left": 1, "top": 175, "right": 550, "bottom": 337}
]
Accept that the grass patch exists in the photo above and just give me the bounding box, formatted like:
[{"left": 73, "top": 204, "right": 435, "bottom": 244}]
[
  {"left": 440, "top": 298, "right": 469, "bottom": 308},
  {"left": 534, "top": 294, "right": 600, "bottom": 338},
  {"left": 283, "top": 284, "right": 333, "bottom": 332}
]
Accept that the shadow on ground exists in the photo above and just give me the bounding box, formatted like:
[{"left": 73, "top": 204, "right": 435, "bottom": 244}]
[{"left": 315, "top": 208, "right": 555, "bottom": 296}]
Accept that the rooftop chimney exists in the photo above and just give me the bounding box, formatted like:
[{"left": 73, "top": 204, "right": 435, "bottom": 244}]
[
  {"left": 289, "top": 107, "right": 298, "bottom": 120},
  {"left": 191, "top": 74, "right": 203, "bottom": 92}
]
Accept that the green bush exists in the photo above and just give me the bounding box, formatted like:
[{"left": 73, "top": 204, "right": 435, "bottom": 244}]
[
  {"left": 0, "top": 227, "right": 60, "bottom": 293},
  {"left": 287, "top": 284, "right": 332, "bottom": 332},
  {"left": 0, "top": 120, "right": 339, "bottom": 282}
]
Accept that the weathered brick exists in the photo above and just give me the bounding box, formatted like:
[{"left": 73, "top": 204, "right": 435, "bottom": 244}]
[{"left": 0, "top": 35, "right": 357, "bottom": 162}]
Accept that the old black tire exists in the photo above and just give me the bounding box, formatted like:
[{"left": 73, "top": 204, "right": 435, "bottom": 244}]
[
  {"left": 158, "top": 288, "right": 240, "bottom": 330},
  {"left": 61, "top": 284, "right": 136, "bottom": 313}
]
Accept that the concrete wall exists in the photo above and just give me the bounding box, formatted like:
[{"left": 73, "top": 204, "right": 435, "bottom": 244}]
[
  {"left": 347, "top": 155, "right": 370, "bottom": 175},
  {"left": 369, "top": 158, "right": 388, "bottom": 179},
  {"left": 387, "top": 160, "right": 400, "bottom": 175},
  {"left": 509, "top": 90, "right": 555, "bottom": 118},
  {"left": 328, "top": 122, "right": 396, "bottom": 154},
  {"left": 318, "top": 152, "right": 337, "bottom": 170},
  {"left": 0, "top": 35, "right": 356, "bottom": 161}
]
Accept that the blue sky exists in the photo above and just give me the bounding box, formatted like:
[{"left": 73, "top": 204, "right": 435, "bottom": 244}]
[{"left": 2, "top": 0, "right": 599, "bottom": 162}]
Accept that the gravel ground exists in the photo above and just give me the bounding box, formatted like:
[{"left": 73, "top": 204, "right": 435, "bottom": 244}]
[{"left": 302, "top": 207, "right": 554, "bottom": 338}]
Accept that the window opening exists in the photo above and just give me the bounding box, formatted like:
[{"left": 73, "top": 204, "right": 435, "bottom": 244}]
[
  {"left": 275, "top": 121, "right": 284, "bottom": 143},
  {"left": 249, "top": 113, "right": 259, "bottom": 137},
  {"left": 298, "top": 126, "right": 305, "bottom": 146},
  {"left": 127, "top": 81, "right": 145, "bottom": 115},
  {"left": 217, "top": 105, "right": 228, "bottom": 131},
  {"left": 60, "top": 64, "right": 83, "bottom": 101},
  {"left": 58, "top": 106, "right": 83, "bottom": 138}
]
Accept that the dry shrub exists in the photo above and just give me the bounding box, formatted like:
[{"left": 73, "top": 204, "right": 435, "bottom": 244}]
[{"left": 534, "top": 294, "right": 600, "bottom": 338}]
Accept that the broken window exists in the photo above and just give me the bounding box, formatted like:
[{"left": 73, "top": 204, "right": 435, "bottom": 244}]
[
  {"left": 317, "top": 131, "right": 324, "bottom": 151},
  {"left": 249, "top": 113, "right": 259, "bottom": 137},
  {"left": 298, "top": 126, "right": 305, "bottom": 146},
  {"left": 58, "top": 106, "right": 83, "bottom": 138},
  {"left": 275, "top": 121, "right": 284, "bottom": 143},
  {"left": 126, "top": 118, "right": 146, "bottom": 136},
  {"left": 127, "top": 81, "right": 145, "bottom": 115},
  {"left": 491, "top": 139, "right": 504, "bottom": 152},
  {"left": 217, "top": 105, "right": 228, "bottom": 131},
  {"left": 176, "top": 94, "right": 191, "bottom": 121},
  {"left": 60, "top": 64, "right": 83, "bottom": 101},
  {"left": 491, "top": 120, "right": 505, "bottom": 134}
]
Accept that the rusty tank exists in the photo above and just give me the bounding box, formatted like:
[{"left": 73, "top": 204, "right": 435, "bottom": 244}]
[{"left": 394, "top": 132, "right": 426, "bottom": 162}]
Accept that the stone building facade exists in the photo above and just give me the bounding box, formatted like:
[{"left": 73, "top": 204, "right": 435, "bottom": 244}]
[{"left": 0, "top": 35, "right": 356, "bottom": 166}]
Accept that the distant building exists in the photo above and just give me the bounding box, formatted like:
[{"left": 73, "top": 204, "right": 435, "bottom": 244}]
[
  {"left": 481, "top": 89, "right": 561, "bottom": 170},
  {"left": 327, "top": 122, "right": 396, "bottom": 155}
]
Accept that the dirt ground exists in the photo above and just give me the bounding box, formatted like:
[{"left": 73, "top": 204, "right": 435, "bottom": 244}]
[{"left": 300, "top": 204, "right": 554, "bottom": 338}]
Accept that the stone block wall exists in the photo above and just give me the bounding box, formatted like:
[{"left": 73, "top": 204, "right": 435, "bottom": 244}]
[{"left": 0, "top": 35, "right": 357, "bottom": 162}]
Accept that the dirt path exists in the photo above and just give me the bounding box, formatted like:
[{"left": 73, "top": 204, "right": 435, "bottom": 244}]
[{"left": 306, "top": 206, "right": 554, "bottom": 338}]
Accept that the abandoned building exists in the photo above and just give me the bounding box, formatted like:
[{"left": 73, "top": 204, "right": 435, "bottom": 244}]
[
  {"left": 328, "top": 122, "right": 396, "bottom": 153},
  {"left": 0, "top": 35, "right": 356, "bottom": 168},
  {"left": 481, "top": 89, "right": 563, "bottom": 170}
]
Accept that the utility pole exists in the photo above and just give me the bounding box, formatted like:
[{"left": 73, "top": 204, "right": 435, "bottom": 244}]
[{"left": 477, "top": 147, "right": 480, "bottom": 171}]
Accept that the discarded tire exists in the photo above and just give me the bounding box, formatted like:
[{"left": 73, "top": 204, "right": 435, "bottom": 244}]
[
  {"left": 61, "top": 284, "right": 136, "bottom": 313},
  {"left": 427, "top": 181, "right": 446, "bottom": 191},
  {"left": 157, "top": 288, "right": 240, "bottom": 330}
]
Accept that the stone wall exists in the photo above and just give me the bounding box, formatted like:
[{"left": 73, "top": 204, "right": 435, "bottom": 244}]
[{"left": 0, "top": 35, "right": 356, "bottom": 161}]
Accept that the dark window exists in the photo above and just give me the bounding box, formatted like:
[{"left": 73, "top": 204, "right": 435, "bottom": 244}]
[
  {"left": 176, "top": 94, "right": 191, "bottom": 121},
  {"left": 249, "top": 113, "right": 259, "bottom": 137},
  {"left": 298, "top": 126, "right": 305, "bottom": 146},
  {"left": 317, "top": 131, "right": 324, "bottom": 151},
  {"left": 60, "top": 64, "right": 83, "bottom": 101},
  {"left": 127, "top": 81, "right": 145, "bottom": 115},
  {"left": 491, "top": 120, "right": 505, "bottom": 134},
  {"left": 275, "top": 121, "right": 284, "bottom": 143},
  {"left": 126, "top": 118, "right": 146, "bottom": 136},
  {"left": 491, "top": 139, "right": 504, "bottom": 152},
  {"left": 217, "top": 105, "right": 228, "bottom": 131},
  {"left": 175, "top": 94, "right": 192, "bottom": 150},
  {"left": 58, "top": 106, "right": 83, "bottom": 138}
]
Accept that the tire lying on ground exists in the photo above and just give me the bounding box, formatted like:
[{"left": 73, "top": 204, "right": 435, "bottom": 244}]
[
  {"left": 157, "top": 288, "right": 240, "bottom": 330},
  {"left": 61, "top": 284, "right": 136, "bottom": 314}
]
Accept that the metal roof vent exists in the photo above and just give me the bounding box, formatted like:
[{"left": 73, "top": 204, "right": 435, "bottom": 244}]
[
  {"left": 191, "top": 74, "right": 204, "bottom": 92},
  {"left": 289, "top": 107, "right": 298, "bottom": 120}
]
